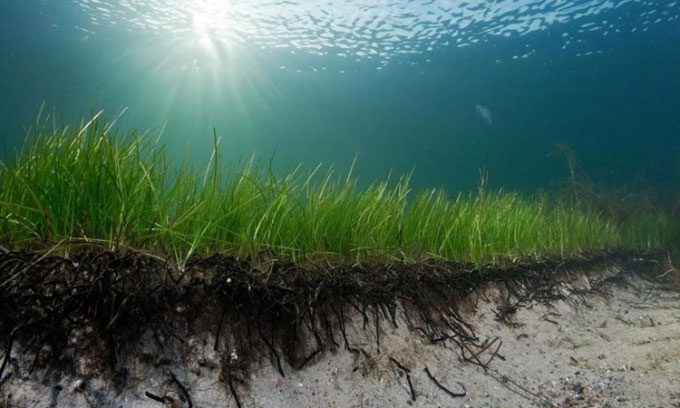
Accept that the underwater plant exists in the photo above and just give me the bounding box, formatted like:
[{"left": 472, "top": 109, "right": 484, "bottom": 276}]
[{"left": 0, "top": 111, "right": 674, "bottom": 268}]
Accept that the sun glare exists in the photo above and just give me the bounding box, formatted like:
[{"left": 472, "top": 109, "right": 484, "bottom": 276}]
[
  {"left": 188, "top": 0, "right": 232, "bottom": 50},
  {"left": 191, "top": 11, "right": 211, "bottom": 47},
  {"left": 92, "top": 0, "right": 280, "bottom": 134}
]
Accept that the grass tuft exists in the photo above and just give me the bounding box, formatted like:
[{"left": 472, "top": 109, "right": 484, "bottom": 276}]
[{"left": 0, "top": 111, "right": 674, "bottom": 265}]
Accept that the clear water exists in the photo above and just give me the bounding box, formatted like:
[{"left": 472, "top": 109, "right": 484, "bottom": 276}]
[{"left": 1, "top": 0, "right": 679, "bottom": 192}]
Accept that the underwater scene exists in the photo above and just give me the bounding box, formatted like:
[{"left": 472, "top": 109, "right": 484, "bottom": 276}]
[
  {"left": 1, "top": 0, "right": 679, "bottom": 258},
  {"left": 1, "top": 1, "right": 680, "bottom": 407},
  {"left": 1, "top": 0, "right": 679, "bottom": 192}
]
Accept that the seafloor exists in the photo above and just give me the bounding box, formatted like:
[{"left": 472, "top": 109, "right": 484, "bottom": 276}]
[{"left": 0, "top": 250, "right": 678, "bottom": 407}]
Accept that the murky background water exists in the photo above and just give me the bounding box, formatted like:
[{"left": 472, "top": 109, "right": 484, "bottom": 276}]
[{"left": 1, "top": 0, "right": 679, "bottom": 191}]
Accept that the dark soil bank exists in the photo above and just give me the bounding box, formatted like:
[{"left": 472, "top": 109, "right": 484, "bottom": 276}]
[{"left": 0, "top": 250, "right": 673, "bottom": 407}]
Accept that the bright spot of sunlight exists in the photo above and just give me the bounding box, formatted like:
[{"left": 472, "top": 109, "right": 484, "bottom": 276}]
[
  {"left": 73, "top": 0, "right": 280, "bottom": 134},
  {"left": 185, "top": 0, "right": 234, "bottom": 53}
]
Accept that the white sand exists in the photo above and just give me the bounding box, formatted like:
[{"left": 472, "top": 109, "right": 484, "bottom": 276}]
[{"left": 3, "top": 270, "right": 679, "bottom": 407}]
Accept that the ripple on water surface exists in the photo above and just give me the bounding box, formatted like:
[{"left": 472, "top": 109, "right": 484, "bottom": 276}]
[{"left": 75, "top": 0, "right": 679, "bottom": 62}]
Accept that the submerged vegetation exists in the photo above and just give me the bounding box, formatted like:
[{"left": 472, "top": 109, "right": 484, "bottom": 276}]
[
  {"left": 0, "top": 110, "right": 675, "bottom": 266},
  {"left": 0, "top": 112, "right": 677, "bottom": 404}
]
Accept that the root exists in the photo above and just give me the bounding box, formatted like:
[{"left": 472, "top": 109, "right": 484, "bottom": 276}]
[{"left": 0, "top": 249, "right": 660, "bottom": 394}]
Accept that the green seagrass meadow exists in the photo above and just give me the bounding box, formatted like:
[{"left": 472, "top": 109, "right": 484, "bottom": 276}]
[{"left": 0, "top": 110, "right": 675, "bottom": 268}]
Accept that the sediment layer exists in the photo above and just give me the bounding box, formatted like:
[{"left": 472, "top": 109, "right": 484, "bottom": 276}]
[{"left": 0, "top": 249, "right": 663, "bottom": 407}]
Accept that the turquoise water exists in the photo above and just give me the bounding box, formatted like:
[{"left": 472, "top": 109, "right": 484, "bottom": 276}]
[{"left": 1, "top": 0, "right": 679, "bottom": 192}]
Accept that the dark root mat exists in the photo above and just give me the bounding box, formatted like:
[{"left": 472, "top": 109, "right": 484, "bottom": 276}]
[{"left": 0, "top": 249, "right": 662, "bottom": 400}]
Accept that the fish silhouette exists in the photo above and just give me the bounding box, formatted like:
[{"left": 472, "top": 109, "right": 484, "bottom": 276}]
[{"left": 475, "top": 104, "right": 492, "bottom": 125}]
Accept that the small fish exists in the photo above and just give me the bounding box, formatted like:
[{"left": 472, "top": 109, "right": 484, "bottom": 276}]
[{"left": 475, "top": 104, "right": 492, "bottom": 125}]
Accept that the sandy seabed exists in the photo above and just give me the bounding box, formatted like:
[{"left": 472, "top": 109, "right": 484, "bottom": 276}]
[
  {"left": 241, "top": 272, "right": 680, "bottom": 408},
  {"left": 2, "top": 267, "right": 679, "bottom": 407}
]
